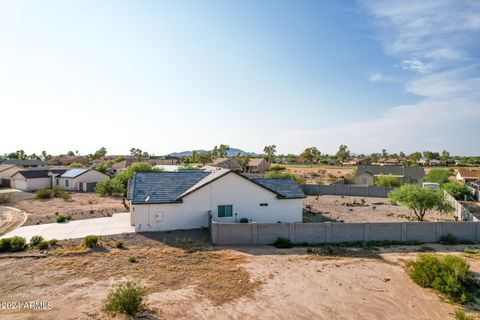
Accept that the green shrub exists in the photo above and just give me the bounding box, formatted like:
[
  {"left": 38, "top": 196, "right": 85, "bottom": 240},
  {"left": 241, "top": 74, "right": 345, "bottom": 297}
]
[
  {"left": 439, "top": 234, "right": 459, "bottom": 245},
  {"left": 273, "top": 237, "right": 294, "bottom": 249},
  {"left": 0, "top": 236, "right": 27, "bottom": 252},
  {"left": 455, "top": 309, "right": 476, "bottom": 320},
  {"left": 103, "top": 281, "right": 146, "bottom": 318},
  {"left": 56, "top": 215, "right": 67, "bottom": 223},
  {"left": 48, "top": 239, "right": 59, "bottom": 246},
  {"left": 375, "top": 174, "right": 401, "bottom": 188},
  {"left": 128, "top": 256, "right": 137, "bottom": 263},
  {"left": 36, "top": 188, "right": 52, "bottom": 199},
  {"left": 29, "top": 235, "right": 45, "bottom": 247},
  {"left": 51, "top": 185, "right": 64, "bottom": 197},
  {"left": 443, "top": 182, "right": 472, "bottom": 201},
  {"left": 84, "top": 235, "right": 99, "bottom": 248},
  {"left": 425, "top": 169, "right": 449, "bottom": 184},
  {"left": 0, "top": 193, "right": 12, "bottom": 204},
  {"left": 409, "top": 255, "right": 474, "bottom": 304},
  {"left": 37, "top": 241, "right": 49, "bottom": 250},
  {"left": 115, "top": 241, "right": 124, "bottom": 249},
  {"left": 61, "top": 192, "right": 71, "bottom": 201}
]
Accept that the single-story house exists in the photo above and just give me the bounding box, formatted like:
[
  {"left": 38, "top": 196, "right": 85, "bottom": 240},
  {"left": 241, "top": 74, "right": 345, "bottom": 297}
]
[
  {"left": 56, "top": 169, "right": 109, "bottom": 192},
  {"left": 128, "top": 167, "right": 305, "bottom": 232},
  {"left": 11, "top": 169, "right": 66, "bottom": 191},
  {"left": 211, "top": 158, "right": 242, "bottom": 172},
  {"left": 0, "top": 165, "right": 22, "bottom": 187},
  {"left": 456, "top": 168, "right": 480, "bottom": 184},
  {"left": 355, "top": 165, "right": 425, "bottom": 186},
  {"left": 246, "top": 158, "right": 271, "bottom": 174},
  {"left": 0, "top": 159, "right": 46, "bottom": 168},
  {"left": 154, "top": 156, "right": 181, "bottom": 165},
  {"left": 49, "top": 156, "right": 90, "bottom": 166}
]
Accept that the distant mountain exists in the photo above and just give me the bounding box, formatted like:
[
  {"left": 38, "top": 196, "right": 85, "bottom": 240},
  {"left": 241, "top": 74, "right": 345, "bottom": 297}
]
[{"left": 168, "top": 148, "right": 259, "bottom": 157}]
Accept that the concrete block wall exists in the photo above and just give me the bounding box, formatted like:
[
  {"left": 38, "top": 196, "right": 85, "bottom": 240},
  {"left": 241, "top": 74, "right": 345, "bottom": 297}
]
[
  {"left": 211, "top": 221, "right": 480, "bottom": 245},
  {"left": 299, "top": 184, "right": 392, "bottom": 198}
]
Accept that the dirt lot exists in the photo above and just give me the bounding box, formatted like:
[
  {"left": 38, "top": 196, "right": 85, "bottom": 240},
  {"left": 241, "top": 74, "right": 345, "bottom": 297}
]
[
  {"left": 10, "top": 193, "right": 126, "bottom": 226},
  {"left": 303, "top": 195, "right": 456, "bottom": 222},
  {"left": 285, "top": 165, "right": 354, "bottom": 184},
  {"left": 0, "top": 234, "right": 479, "bottom": 319}
]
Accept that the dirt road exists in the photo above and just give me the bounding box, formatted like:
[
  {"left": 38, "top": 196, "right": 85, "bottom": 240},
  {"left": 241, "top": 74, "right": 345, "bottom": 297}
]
[{"left": 0, "top": 207, "right": 26, "bottom": 235}]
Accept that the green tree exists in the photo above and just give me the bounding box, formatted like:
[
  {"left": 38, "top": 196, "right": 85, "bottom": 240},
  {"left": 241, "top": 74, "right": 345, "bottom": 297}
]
[
  {"left": 265, "top": 170, "right": 305, "bottom": 184},
  {"left": 90, "top": 147, "right": 107, "bottom": 160},
  {"left": 16, "top": 150, "right": 27, "bottom": 160},
  {"left": 382, "top": 149, "right": 388, "bottom": 158},
  {"left": 115, "top": 162, "right": 162, "bottom": 190},
  {"left": 375, "top": 174, "right": 401, "bottom": 188},
  {"left": 370, "top": 153, "right": 379, "bottom": 163},
  {"left": 216, "top": 144, "right": 230, "bottom": 158},
  {"left": 388, "top": 184, "right": 453, "bottom": 221},
  {"left": 197, "top": 151, "right": 212, "bottom": 165},
  {"left": 263, "top": 145, "right": 277, "bottom": 163},
  {"left": 67, "top": 151, "right": 75, "bottom": 156},
  {"left": 234, "top": 154, "right": 250, "bottom": 172},
  {"left": 442, "top": 181, "right": 472, "bottom": 200},
  {"left": 335, "top": 145, "right": 349, "bottom": 164},
  {"left": 69, "top": 162, "right": 84, "bottom": 168},
  {"left": 441, "top": 150, "right": 451, "bottom": 166},
  {"left": 399, "top": 151, "right": 406, "bottom": 158},
  {"left": 95, "top": 179, "right": 125, "bottom": 196},
  {"left": 425, "top": 169, "right": 449, "bottom": 184},
  {"left": 409, "top": 152, "right": 422, "bottom": 163},
  {"left": 300, "top": 147, "right": 321, "bottom": 165}
]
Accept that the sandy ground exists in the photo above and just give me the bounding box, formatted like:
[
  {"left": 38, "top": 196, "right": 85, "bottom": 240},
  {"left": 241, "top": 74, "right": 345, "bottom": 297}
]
[
  {"left": 0, "top": 207, "right": 26, "bottom": 235},
  {"left": 285, "top": 166, "right": 354, "bottom": 184},
  {"left": 303, "top": 195, "right": 456, "bottom": 222},
  {"left": 10, "top": 193, "right": 126, "bottom": 226},
  {"left": 1, "top": 235, "right": 480, "bottom": 319}
]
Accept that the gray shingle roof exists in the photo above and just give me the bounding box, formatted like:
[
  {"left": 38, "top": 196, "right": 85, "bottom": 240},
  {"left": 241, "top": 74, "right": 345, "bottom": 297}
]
[
  {"left": 15, "top": 169, "right": 66, "bottom": 179},
  {"left": 252, "top": 178, "right": 306, "bottom": 199},
  {"left": 356, "top": 165, "right": 425, "bottom": 179},
  {"left": 1, "top": 159, "right": 45, "bottom": 166},
  {"left": 131, "top": 171, "right": 210, "bottom": 204}
]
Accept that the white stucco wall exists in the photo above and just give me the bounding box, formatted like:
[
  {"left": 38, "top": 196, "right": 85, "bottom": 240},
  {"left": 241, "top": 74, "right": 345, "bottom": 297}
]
[
  {"left": 11, "top": 176, "right": 51, "bottom": 191},
  {"left": 58, "top": 170, "right": 109, "bottom": 191},
  {"left": 131, "top": 172, "right": 303, "bottom": 232}
]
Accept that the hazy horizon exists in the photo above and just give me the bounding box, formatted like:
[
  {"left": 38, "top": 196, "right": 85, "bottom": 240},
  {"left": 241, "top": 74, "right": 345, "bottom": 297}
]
[{"left": 1, "top": 0, "right": 479, "bottom": 156}]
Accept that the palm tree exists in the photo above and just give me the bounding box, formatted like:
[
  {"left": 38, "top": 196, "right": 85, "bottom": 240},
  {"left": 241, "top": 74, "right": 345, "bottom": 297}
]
[{"left": 263, "top": 145, "right": 277, "bottom": 163}]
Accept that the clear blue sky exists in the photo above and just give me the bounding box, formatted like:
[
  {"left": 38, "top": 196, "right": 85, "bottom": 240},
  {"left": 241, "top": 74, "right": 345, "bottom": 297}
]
[{"left": 1, "top": 0, "right": 479, "bottom": 156}]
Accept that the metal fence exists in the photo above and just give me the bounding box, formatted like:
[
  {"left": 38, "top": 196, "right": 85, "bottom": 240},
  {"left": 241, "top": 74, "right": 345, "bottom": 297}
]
[
  {"left": 211, "top": 220, "right": 480, "bottom": 245},
  {"left": 299, "top": 184, "right": 393, "bottom": 198}
]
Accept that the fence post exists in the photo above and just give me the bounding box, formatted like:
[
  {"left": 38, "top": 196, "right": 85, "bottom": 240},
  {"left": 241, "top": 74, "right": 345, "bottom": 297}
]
[
  {"left": 401, "top": 222, "right": 407, "bottom": 242},
  {"left": 364, "top": 222, "right": 370, "bottom": 242},
  {"left": 251, "top": 223, "right": 258, "bottom": 246},
  {"left": 436, "top": 223, "right": 442, "bottom": 241},
  {"left": 289, "top": 223, "right": 295, "bottom": 243},
  {"left": 325, "top": 222, "right": 332, "bottom": 243}
]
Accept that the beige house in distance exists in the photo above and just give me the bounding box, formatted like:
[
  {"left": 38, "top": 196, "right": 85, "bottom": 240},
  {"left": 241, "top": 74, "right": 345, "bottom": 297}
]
[
  {"left": 56, "top": 168, "right": 109, "bottom": 192},
  {"left": 246, "top": 158, "right": 271, "bottom": 173},
  {"left": 0, "top": 165, "right": 23, "bottom": 187},
  {"left": 211, "top": 158, "right": 242, "bottom": 172}
]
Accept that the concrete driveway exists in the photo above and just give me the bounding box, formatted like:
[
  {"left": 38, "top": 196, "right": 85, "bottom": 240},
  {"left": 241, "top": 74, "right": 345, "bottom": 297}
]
[{"left": 0, "top": 212, "right": 135, "bottom": 241}]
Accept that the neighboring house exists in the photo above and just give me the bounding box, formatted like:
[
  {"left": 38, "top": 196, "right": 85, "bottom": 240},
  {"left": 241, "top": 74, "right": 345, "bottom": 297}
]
[
  {"left": 110, "top": 158, "right": 140, "bottom": 175},
  {"left": 211, "top": 158, "right": 242, "bottom": 172},
  {"left": 0, "top": 159, "right": 46, "bottom": 168},
  {"left": 343, "top": 158, "right": 371, "bottom": 166},
  {"left": 0, "top": 165, "right": 22, "bottom": 187},
  {"left": 49, "top": 156, "right": 90, "bottom": 166},
  {"left": 11, "top": 169, "right": 66, "bottom": 191},
  {"left": 128, "top": 167, "right": 305, "bottom": 232},
  {"left": 355, "top": 165, "right": 425, "bottom": 186},
  {"left": 456, "top": 168, "right": 480, "bottom": 185},
  {"left": 417, "top": 158, "right": 442, "bottom": 166},
  {"left": 154, "top": 156, "right": 181, "bottom": 165},
  {"left": 246, "top": 158, "right": 271, "bottom": 174},
  {"left": 56, "top": 169, "right": 109, "bottom": 192}
]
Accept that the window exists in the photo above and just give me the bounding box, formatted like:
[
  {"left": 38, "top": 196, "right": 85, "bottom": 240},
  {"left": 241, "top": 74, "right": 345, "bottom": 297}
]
[
  {"left": 65, "top": 180, "right": 69, "bottom": 187},
  {"left": 55, "top": 179, "right": 59, "bottom": 185},
  {"left": 260, "top": 203, "right": 268, "bottom": 207},
  {"left": 218, "top": 205, "right": 233, "bottom": 217}
]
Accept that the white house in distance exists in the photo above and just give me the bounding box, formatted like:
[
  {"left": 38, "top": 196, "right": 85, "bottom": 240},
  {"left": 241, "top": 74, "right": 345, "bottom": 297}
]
[
  {"left": 128, "top": 167, "right": 305, "bottom": 232},
  {"left": 56, "top": 169, "right": 109, "bottom": 192},
  {"left": 11, "top": 169, "right": 66, "bottom": 191}
]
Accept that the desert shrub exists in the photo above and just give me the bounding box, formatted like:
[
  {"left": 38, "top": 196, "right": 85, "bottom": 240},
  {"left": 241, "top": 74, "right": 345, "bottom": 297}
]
[
  {"left": 375, "top": 174, "right": 401, "bottom": 188},
  {"left": 84, "top": 235, "right": 99, "bottom": 248},
  {"left": 128, "top": 256, "right": 137, "bottom": 263},
  {"left": 51, "top": 185, "right": 64, "bottom": 197},
  {"left": 103, "top": 281, "right": 146, "bottom": 318},
  {"left": 425, "top": 169, "right": 449, "bottom": 184},
  {"left": 115, "top": 241, "right": 124, "bottom": 249},
  {"left": 96, "top": 179, "right": 125, "bottom": 197},
  {"left": 409, "top": 255, "right": 474, "bottom": 304},
  {"left": 440, "top": 234, "right": 459, "bottom": 245},
  {"left": 0, "top": 236, "right": 27, "bottom": 252},
  {"left": 29, "top": 235, "right": 45, "bottom": 247},
  {"left": 0, "top": 193, "right": 12, "bottom": 204},
  {"left": 56, "top": 215, "right": 67, "bottom": 223},
  {"left": 270, "top": 165, "right": 287, "bottom": 171},
  {"left": 36, "top": 188, "right": 52, "bottom": 199},
  {"left": 455, "top": 309, "right": 476, "bottom": 320},
  {"left": 443, "top": 182, "right": 472, "bottom": 200},
  {"left": 48, "top": 239, "right": 59, "bottom": 246},
  {"left": 273, "top": 237, "right": 294, "bottom": 249},
  {"left": 37, "top": 241, "right": 49, "bottom": 250},
  {"left": 61, "top": 192, "right": 71, "bottom": 201}
]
